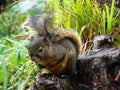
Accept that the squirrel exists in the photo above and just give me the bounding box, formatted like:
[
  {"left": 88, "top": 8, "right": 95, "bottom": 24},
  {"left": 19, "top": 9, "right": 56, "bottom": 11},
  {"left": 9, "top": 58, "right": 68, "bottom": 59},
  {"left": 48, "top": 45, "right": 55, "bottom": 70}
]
[
  {"left": 25, "top": 15, "right": 82, "bottom": 76},
  {"left": 28, "top": 28, "right": 81, "bottom": 76}
]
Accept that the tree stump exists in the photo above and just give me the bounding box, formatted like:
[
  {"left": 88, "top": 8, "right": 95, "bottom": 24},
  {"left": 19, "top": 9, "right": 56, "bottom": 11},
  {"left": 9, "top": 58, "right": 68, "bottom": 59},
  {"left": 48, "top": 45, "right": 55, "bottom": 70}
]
[
  {"left": 28, "top": 48, "right": 120, "bottom": 90},
  {"left": 77, "top": 48, "right": 120, "bottom": 90}
]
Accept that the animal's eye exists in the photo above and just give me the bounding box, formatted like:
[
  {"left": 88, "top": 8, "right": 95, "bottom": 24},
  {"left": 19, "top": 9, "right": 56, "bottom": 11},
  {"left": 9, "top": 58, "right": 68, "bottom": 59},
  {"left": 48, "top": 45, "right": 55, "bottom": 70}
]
[{"left": 38, "top": 47, "right": 43, "bottom": 52}]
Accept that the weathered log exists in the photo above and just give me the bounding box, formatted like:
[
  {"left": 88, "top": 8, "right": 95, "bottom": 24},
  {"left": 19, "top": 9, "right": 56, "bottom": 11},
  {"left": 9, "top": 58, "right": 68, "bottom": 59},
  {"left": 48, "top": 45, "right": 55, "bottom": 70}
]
[
  {"left": 28, "top": 48, "right": 120, "bottom": 90},
  {"left": 77, "top": 48, "right": 120, "bottom": 90}
]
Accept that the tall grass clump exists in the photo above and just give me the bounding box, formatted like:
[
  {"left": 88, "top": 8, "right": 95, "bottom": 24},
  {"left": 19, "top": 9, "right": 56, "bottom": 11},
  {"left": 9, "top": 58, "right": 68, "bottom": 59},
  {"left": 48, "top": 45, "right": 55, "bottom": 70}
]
[
  {"left": 101, "top": 0, "right": 120, "bottom": 34},
  {"left": 51, "top": 0, "right": 120, "bottom": 53},
  {"left": 0, "top": 2, "right": 39, "bottom": 89},
  {"left": 52, "top": 0, "right": 120, "bottom": 40}
]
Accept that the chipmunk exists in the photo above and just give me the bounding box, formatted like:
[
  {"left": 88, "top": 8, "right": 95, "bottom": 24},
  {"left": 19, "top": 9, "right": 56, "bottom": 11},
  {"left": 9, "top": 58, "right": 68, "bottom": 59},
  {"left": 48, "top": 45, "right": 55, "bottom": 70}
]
[{"left": 23, "top": 14, "right": 81, "bottom": 75}]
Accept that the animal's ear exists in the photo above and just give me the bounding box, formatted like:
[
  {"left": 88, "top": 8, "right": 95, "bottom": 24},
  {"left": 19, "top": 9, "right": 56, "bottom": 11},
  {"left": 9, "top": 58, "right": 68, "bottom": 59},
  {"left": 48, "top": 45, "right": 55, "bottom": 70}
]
[{"left": 43, "top": 35, "right": 51, "bottom": 45}]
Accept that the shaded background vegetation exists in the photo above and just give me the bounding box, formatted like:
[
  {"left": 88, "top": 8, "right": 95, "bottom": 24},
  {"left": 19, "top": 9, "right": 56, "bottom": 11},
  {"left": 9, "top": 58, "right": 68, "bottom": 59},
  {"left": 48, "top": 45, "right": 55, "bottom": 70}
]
[{"left": 0, "top": 0, "right": 120, "bottom": 90}]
